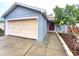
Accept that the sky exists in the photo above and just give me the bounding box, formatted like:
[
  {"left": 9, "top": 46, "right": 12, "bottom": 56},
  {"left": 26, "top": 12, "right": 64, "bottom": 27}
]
[{"left": 0, "top": 0, "right": 79, "bottom": 16}]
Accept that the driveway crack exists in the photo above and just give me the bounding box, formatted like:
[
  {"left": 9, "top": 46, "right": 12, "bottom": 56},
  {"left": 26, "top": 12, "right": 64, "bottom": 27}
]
[{"left": 23, "top": 43, "right": 34, "bottom": 56}]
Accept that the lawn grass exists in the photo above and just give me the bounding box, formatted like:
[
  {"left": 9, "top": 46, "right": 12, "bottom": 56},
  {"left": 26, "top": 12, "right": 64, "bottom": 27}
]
[{"left": 0, "top": 30, "right": 4, "bottom": 36}]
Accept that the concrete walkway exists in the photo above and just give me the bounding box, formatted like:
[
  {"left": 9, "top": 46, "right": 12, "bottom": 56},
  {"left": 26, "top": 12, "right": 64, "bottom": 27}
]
[
  {"left": 0, "top": 32, "right": 66, "bottom": 56},
  {"left": 46, "top": 32, "right": 66, "bottom": 56}
]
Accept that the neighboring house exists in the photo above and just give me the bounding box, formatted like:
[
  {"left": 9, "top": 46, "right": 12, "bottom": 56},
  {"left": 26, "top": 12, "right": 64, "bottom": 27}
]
[
  {"left": 48, "top": 15, "right": 68, "bottom": 33},
  {"left": 2, "top": 2, "right": 48, "bottom": 41},
  {"left": 47, "top": 14, "right": 55, "bottom": 31}
]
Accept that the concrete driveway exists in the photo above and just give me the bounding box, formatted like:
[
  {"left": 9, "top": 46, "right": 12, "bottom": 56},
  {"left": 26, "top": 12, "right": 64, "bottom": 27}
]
[{"left": 0, "top": 33, "right": 66, "bottom": 56}]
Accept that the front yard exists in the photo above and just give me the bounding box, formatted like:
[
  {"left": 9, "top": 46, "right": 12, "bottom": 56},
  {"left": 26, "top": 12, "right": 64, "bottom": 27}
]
[{"left": 0, "top": 30, "right": 4, "bottom": 36}]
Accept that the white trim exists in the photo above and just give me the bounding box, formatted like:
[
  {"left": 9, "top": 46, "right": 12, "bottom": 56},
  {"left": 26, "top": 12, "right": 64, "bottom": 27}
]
[
  {"left": 4, "top": 19, "right": 6, "bottom": 35},
  {"left": 56, "top": 32, "right": 74, "bottom": 56},
  {"left": 7, "top": 16, "right": 38, "bottom": 21},
  {"left": 36, "top": 17, "right": 39, "bottom": 41},
  {"left": 5, "top": 16, "right": 39, "bottom": 41},
  {"left": 5, "top": 19, "right": 8, "bottom": 35}
]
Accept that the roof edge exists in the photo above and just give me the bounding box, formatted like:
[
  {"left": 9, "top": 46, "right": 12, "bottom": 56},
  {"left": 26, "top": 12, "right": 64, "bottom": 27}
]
[
  {"left": 2, "top": 2, "right": 17, "bottom": 18},
  {"left": 2, "top": 2, "right": 48, "bottom": 20}
]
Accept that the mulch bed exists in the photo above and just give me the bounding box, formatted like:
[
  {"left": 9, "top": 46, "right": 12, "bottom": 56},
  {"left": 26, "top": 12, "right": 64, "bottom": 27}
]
[{"left": 59, "top": 33, "right": 79, "bottom": 56}]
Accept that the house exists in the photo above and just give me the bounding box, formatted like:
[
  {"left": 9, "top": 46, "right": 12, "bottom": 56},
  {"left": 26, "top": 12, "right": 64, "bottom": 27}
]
[
  {"left": 47, "top": 14, "right": 55, "bottom": 31},
  {"left": 2, "top": 2, "right": 48, "bottom": 41},
  {"left": 47, "top": 14, "right": 68, "bottom": 33}
]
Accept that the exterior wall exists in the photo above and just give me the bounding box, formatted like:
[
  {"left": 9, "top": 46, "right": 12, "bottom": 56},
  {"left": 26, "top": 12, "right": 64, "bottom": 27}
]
[
  {"left": 5, "top": 6, "right": 41, "bottom": 19},
  {"left": 55, "top": 24, "right": 68, "bottom": 33},
  {"left": 4, "top": 6, "right": 47, "bottom": 41},
  {"left": 38, "top": 15, "right": 47, "bottom": 41}
]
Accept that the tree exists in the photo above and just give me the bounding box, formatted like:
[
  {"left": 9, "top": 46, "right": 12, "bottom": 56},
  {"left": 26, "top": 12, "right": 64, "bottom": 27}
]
[
  {"left": 53, "top": 6, "right": 63, "bottom": 26},
  {"left": 53, "top": 4, "right": 79, "bottom": 36}
]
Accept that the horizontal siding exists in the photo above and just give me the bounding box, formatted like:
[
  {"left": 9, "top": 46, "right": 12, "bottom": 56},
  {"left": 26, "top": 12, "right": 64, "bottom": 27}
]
[
  {"left": 55, "top": 24, "right": 68, "bottom": 33},
  {"left": 5, "top": 6, "right": 42, "bottom": 19},
  {"left": 38, "top": 15, "right": 47, "bottom": 41},
  {"left": 4, "top": 6, "right": 47, "bottom": 41}
]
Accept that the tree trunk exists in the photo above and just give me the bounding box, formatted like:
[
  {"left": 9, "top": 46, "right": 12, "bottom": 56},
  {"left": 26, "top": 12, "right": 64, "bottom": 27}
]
[{"left": 66, "top": 23, "right": 73, "bottom": 34}]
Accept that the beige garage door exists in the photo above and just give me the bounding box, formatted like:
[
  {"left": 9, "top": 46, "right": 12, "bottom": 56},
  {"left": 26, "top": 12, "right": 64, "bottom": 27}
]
[{"left": 8, "top": 19, "right": 37, "bottom": 39}]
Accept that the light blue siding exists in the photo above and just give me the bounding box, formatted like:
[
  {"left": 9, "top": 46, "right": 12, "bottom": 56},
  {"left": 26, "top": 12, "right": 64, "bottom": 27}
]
[
  {"left": 4, "top": 6, "right": 47, "bottom": 41},
  {"left": 55, "top": 24, "right": 68, "bottom": 33},
  {"left": 5, "top": 6, "right": 41, "bottom": 19},
  {"left": 38, "top": 15, "right": 47, "bottom": 41}
]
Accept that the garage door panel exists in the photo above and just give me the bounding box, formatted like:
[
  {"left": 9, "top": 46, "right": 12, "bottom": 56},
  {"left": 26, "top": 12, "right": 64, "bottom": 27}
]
[
  {"left": 8, "top": 19, "right": 37, "bottom": 39},
  {"left": 19, "top": 33, "right": 36, "bottom": 39}
]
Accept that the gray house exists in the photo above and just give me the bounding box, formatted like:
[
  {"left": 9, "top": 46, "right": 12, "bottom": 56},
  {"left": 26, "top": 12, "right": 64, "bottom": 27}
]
[{"left": 2, "top": 2, "right": 48, "bottom": 41}]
